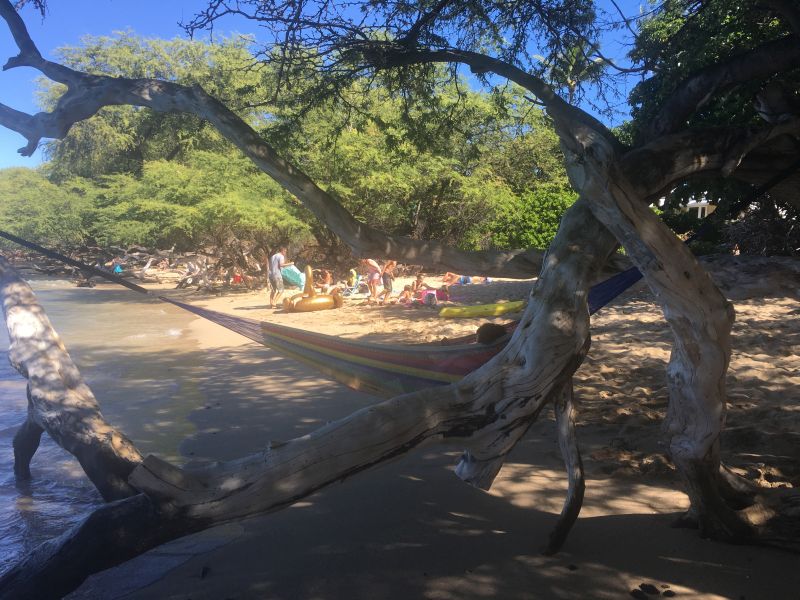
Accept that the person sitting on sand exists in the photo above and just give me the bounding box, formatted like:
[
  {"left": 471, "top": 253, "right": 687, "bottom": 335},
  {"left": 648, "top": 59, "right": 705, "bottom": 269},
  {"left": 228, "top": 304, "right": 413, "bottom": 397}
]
[
  {"left": 396, "top": 284, "right": 414, "bottom": 304},
  {"left": 411, "top": 274, "right": 433, "bottom": 293},
  {"left": 378, "top": 260, "right": 397, "bottom": 304},
  {"left": 316, "top": 269, "right": 334, "bottom": 294}
]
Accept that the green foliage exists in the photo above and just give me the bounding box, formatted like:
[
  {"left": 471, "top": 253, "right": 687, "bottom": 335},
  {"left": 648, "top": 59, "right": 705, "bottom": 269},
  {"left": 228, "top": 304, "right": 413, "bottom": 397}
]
[
  {"left": 0, "top": 168, "right": 88, "bottom": 247},
  {"left": 27, "top": 32, "right": 577, "bottom": 256},
  {"left": 629, "top": 0, "right": 795, "bottom": 140},
  {"left": 80, "top": 151, "right": 310, "bottom": 250},
  {"left": 42, "top": 33, "right": 272, "bottom": 181},
  {"left": 628, "top": 0, "right": 799, "bottom": 253},
  {"left": 489, "top": 185, "right": 578, "bottom": 250},
  {"left": 270, "top": 77, "right": 576, "bottom": 251}
]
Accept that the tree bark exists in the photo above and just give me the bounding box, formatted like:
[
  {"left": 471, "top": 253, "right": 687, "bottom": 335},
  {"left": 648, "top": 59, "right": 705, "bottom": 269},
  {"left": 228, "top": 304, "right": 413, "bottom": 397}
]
[
  {"left": 12, "top": 411, "right": 43, "bottom": 480},
  {"left": 0, "top": 199, "right": 618, "bottom": 599},
  {"left": 561, "top": 135, "right": 752, "bottom": 539},
  {"left": 0, "top": 257, "right": 143, "bottom": 500}
]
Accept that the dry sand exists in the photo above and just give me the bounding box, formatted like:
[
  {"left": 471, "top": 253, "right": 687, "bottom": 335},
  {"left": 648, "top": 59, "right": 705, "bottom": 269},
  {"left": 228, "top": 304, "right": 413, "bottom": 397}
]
[{"left": 68, "top": 255, "right": 799, "bottom": 599}]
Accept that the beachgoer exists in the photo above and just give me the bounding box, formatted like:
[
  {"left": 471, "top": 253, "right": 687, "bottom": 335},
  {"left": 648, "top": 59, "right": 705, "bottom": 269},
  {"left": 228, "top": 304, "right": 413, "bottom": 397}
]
[
  {"left": 269, "top": 246, "right": 294, "bottom": 308},
  {"left": 378, "top": 260, "right": 397, "bottom": 303},
  {"left": 362, "top": 258, "right": 381, "bottom": 301},
  {"left": 411, "top": 274, "right": 433, "bottom": 293},
  {"left": 396, "top": 284, "right": 413, "bottom": 304},
  {"left": 442, "top": 272, "right": 463, "bottom": 285},
  {"left": 316, "top": 269, "right": 334, "bottom": 293},
  {"left": 443, "top": 272, "right": 486, "bottom": 286}
]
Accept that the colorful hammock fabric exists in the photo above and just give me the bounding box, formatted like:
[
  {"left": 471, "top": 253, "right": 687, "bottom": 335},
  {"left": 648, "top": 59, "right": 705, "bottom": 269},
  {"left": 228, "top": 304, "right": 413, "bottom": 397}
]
[
  {"left": 163, "top": 299, "right": 506, "bottom": 398},
  {"left": 0, "top": 227, "right": 647, "bottom": 398}
]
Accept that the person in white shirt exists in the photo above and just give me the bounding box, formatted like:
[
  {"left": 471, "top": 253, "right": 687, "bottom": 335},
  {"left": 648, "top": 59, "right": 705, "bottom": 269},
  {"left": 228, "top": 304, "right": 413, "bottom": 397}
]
[{"left": 268, "top": 246, "right": 294, "bottom": 308}]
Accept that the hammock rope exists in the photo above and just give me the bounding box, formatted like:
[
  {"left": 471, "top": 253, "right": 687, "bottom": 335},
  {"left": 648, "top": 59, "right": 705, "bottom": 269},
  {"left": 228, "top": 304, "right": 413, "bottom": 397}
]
[{"left": 2, "top": 160, "right": 796, "bottom": 397}]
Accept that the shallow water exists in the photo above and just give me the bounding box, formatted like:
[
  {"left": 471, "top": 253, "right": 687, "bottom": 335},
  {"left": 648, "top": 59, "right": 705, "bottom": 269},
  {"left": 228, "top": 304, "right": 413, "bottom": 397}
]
[{"left": 0, "top": 276, "right": 204, "bottom": 574}]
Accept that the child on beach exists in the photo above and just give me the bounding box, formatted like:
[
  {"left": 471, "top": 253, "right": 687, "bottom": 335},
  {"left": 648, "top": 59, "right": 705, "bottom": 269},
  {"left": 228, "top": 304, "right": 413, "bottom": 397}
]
[
  {"left": 362, "top": 258, "right": 382, "bottom": 302},
  {"left": 378, "top": 260, "right": 397, "bottom": 304},
  {"left": 397, "top": 284, "right": 414, "bottom": 304},
  {"left": 411, "top": 274, "right": 433, "bottom": 293}
]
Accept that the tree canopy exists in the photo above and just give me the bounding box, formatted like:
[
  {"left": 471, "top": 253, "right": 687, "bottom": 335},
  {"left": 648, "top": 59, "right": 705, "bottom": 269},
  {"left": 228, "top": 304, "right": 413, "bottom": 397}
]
[{"left": 4, "top": 30, "right": 577, "bottom": 257}]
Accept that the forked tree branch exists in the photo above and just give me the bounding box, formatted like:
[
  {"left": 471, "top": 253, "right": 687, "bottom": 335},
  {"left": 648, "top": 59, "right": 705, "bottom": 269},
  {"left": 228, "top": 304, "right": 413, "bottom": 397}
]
[
  {"left": 0, "top": 198, "right": 619, "bottom": 599},
  {"left": 644, "top": 35, "right": 800, "bottom": 140},
  {"left": 0, "top": 0, "right": 544, "bottom": 278},
  {"left": 0, "top": 257, "right": 143, "bottom": 501}
]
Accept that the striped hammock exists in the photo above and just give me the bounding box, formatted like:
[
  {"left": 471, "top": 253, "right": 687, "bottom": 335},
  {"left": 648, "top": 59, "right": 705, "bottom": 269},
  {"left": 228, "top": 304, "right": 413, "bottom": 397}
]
[
  {"left": 162, "top": 266, "right": 641, "bottom": 398},
  {"left": 1, "top": 226, "right": 643, "bottom": 398}
]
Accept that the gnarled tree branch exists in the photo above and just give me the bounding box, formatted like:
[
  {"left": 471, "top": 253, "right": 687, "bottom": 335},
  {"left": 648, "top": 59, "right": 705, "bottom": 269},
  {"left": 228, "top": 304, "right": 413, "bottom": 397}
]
[
  {"left": 645, "top": 35, "right": 800, "bottom": 140},
  {"left": 0, "top": 0, "right": 543, "bottom": 278},
  {"left": 0, "top": 256, "right": 142, "bottom": 501},
  {"left": 0, "top": 199, "right": 618, "bottom": 599}
]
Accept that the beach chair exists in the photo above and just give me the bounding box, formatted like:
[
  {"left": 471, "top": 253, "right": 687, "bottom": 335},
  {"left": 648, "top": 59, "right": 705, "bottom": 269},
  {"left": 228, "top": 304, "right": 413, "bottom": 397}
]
[{"left": 341, "top": 270, "right": 368, "bottom": 297}]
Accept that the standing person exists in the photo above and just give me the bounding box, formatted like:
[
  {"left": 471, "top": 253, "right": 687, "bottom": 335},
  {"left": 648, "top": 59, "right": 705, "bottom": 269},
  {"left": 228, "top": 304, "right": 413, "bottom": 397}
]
[
  {"left": 378, "top": 260, "right": 397, "bottom": 304},
  {"left": 269, "top": 246, "right": 294, "bottom": 308},
  {"left": 362, "top": 258, "right": 381, "bottom": 302}
]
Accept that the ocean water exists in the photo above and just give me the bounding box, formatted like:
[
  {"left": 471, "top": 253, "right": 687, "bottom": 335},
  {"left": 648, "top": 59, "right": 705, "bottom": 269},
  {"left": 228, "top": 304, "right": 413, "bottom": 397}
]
[{"left": 0, "top": 276, "right": 203, "bottom": 575}]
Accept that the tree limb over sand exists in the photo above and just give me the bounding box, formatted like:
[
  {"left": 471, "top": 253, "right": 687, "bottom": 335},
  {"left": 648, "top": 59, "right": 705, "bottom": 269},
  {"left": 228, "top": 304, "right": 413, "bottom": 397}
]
[
  {"left": 0, "top": 199, "right": 618, "bottom": 599},
  {"left": 0, "top": 0, "right": 544, "bottom": 278}
]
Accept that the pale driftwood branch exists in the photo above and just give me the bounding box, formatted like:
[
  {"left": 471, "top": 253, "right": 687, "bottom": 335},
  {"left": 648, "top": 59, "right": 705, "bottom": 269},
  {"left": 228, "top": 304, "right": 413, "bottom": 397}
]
[
  {"left": 0, "top": 0, "right": 542, "bottom": 279},
  {"left": 544, "top": 380, "right": 585, "bottom": 555},
  {"left": 0, "top": 199, "right": 618, "bottom": 599},
  {"left": 130, "top": 199, "right": 617, "bottom": 520},
  {"left": 569, "top": 136, "right": 752, "bottom": 538},
  {"left": 0, "top": 257, "right": 143, "bottom": 500}
]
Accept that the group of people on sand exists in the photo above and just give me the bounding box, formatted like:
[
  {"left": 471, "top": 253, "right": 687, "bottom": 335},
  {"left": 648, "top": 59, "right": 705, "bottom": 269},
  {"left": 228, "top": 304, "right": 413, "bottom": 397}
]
[
  {"left": 360, "top": 258, "right": 401, "bottom": 304},
  {"left": 266, "top": 245, "right": 489, "bottom": 310},
  {"left": 358, "top": 261, "right": 488, "bottom": 306}
]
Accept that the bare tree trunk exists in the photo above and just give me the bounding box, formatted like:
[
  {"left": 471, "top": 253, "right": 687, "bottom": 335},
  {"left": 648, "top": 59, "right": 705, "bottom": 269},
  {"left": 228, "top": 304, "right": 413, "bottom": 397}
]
[
  {"left": 0, "top": 257, "right": 143, "bottom": 500},
  {"left": 12, "top": 410, "right": 43, "bottom": 480},
  {"left": 564, "top": 144, "right": 753, "bottom": 539}
]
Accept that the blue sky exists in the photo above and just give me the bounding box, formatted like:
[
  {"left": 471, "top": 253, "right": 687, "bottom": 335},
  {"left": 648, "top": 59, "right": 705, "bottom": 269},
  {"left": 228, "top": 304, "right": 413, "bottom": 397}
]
[
  {"left": 0, "top": 0, "right": 235, "bottom": 168},
  {"left": 0, "top": 1, "right": 637, "bottom": 170}
]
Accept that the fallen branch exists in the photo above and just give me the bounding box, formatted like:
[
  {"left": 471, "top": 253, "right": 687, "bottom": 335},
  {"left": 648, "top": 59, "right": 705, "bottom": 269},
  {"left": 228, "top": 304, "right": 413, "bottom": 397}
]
[{"left": 0, "top": 256, "right": 143, "bottom": 500}]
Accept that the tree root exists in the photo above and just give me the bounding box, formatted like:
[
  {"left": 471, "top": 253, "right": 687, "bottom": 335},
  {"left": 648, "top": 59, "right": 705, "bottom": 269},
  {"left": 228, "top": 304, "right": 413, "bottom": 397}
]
[{"left": 672, "top": 463, "right": 800, "bottom": 553}]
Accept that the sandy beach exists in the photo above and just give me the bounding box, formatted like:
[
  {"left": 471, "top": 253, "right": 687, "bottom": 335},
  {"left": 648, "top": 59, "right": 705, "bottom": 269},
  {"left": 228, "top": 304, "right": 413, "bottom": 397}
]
[{"left": 13, "top": 255, "right": 798, "bottom": 599}]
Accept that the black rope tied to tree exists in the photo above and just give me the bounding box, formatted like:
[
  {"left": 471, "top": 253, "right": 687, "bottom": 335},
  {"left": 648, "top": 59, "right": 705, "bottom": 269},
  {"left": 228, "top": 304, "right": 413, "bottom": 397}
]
[{"left": 0, "top": 230, "right": 150, "bottom": 295}]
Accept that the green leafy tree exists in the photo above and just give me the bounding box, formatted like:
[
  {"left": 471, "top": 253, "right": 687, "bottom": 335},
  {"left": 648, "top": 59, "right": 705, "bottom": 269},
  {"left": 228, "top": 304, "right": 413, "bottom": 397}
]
[{"left": 0, "top": 167, "right": 88, "bottom": 246}]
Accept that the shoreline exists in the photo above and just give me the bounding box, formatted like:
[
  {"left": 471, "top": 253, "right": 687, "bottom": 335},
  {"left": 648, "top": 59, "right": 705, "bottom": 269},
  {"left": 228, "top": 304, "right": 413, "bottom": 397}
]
[{"left": 4, "top": 258, "right": 798, "bottom": 599}]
